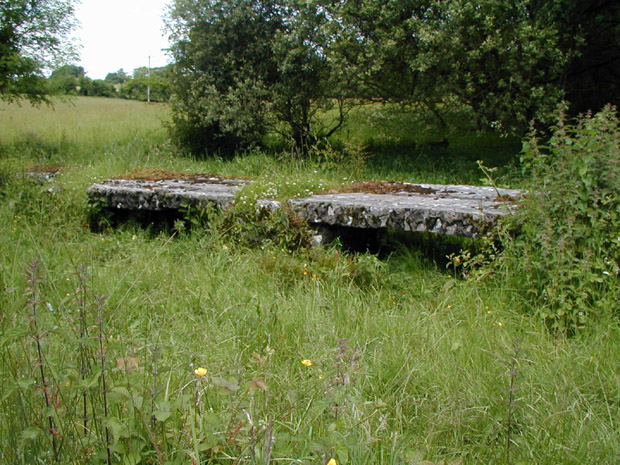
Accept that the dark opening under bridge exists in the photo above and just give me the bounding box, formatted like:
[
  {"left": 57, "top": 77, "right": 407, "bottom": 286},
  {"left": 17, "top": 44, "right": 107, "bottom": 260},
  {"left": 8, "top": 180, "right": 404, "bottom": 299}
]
[{"left": 87, "top": 175, "right": 525, "bottom": 238}]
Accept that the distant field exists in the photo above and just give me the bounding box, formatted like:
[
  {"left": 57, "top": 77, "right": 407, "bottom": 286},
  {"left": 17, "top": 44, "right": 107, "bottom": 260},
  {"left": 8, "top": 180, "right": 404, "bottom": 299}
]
[
  {"left": 0, "top": 97, "right": 169, "bottom": 146},
  {"left": 0, "top": 97, "right": 521, "bottom": 185}
]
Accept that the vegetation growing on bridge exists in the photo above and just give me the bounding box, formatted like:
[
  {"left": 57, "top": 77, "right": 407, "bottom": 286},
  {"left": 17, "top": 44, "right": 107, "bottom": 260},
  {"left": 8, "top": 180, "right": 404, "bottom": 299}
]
[
  {"left": 1, "top": 0, "right": 619, "bottom": 463},
  {"left": 0, "top": 97, "right": 618, "bottom": 465}
]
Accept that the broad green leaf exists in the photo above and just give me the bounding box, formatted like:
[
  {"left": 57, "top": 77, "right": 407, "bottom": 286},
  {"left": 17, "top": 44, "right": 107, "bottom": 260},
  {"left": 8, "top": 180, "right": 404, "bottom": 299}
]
[{"left": 22, "top": 426, "right": 43, "bottom": 440}]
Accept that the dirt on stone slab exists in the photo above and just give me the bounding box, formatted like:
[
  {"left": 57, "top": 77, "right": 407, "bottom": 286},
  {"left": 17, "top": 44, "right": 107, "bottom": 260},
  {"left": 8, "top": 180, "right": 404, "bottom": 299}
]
[
  {"left": 27, "top": 165, "right": 63, "bottom": 174},
  {"left": 116, "top": 169, "right": 251, "bottom": 184},
  {"left": 325, "top": 181, "right": 437, "bottom": 195}
]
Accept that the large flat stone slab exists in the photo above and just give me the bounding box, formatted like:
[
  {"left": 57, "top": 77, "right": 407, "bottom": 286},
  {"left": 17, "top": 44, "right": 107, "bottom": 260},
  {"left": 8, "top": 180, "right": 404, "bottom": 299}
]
[
  {"left": 288, "top": 183, "right": 524, "bottom": 237},
  {"left": 87, "top": 176, "right": 524, "bottom": 238},
  {"left": 87, "top": 175, "right": 250, "bottom": 211}
]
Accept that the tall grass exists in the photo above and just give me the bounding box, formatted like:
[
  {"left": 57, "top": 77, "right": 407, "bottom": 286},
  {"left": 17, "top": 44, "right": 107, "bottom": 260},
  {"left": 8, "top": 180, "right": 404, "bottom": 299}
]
[{"left": 0, "top": 97, "right": 618, "bottom": 464}]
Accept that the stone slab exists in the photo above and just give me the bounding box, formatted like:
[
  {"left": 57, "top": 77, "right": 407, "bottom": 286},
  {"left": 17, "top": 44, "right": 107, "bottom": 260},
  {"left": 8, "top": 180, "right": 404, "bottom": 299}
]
[
  {"left": 288, "top": 183, "right": 525, "bottom": 238},
  {"left": 87, "top": 176, "right": 249, "bottom": 211},
  {"left": 87, "top": 176, "right": 524, "bottom": 238}
]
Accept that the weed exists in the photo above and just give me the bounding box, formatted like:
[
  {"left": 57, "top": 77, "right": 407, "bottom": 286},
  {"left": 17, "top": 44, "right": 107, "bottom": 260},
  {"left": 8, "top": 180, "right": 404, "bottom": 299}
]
[
  {"left": 25, "top": 260, "right": 59, "bottom": 461},
  {"left": 504, "top": 339, "right": 522, "bottom": 465},
  {"left": 496, "top": 105, "right": 620, "bottom": 332}
]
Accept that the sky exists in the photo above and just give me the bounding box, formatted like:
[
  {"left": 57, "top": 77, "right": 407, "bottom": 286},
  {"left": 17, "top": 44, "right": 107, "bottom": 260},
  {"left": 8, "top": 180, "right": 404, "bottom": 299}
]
[{"left": 73, "top": 0, "right": 172, "bottom": 80}]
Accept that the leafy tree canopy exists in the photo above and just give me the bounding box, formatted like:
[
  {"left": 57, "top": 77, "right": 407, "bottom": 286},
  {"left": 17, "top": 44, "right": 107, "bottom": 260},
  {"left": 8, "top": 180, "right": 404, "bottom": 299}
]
[
  {"left": 49, "top": 64, "right": 84, "bottom": 79},
  {"left": 324, "top": 0, "right": 619, "bottom": 131},
  {"left": 167, "top": 0, "right": 351, "bottom": 155},
  {"left": 167, "top": 0, "right": 620, "bottom": 155},
  {"left": 0, "top": 0, "right": 78, "bottom": 104},
  {"left": 104, "top": 69, "right": 129, "bottom": 85}
]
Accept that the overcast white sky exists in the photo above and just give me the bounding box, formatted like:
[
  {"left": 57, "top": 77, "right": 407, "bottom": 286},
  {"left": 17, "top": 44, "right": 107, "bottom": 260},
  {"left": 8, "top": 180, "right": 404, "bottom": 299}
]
[{"left": 73, "top": 0, "right": 172, "bottom": 79}]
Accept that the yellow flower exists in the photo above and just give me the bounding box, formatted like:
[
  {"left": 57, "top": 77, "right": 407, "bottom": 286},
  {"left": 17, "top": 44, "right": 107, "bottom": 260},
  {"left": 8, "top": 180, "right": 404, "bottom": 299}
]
[
  {"left": 301, "top": 359, "right": 313, "bottom": 367},
  {"left": 327, "top": 458, "right": 338, "bottom": 465},
  {"left": 194, "top": 367, "right": 208, "bottom": 377}
]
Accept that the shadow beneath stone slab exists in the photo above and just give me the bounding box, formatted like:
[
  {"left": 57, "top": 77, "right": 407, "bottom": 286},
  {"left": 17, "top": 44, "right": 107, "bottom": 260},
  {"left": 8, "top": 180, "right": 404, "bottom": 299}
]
[
  {"left": 314, "top": 224, "right": 479, "bottom": 267},
  {"left": 89, "top": 207, "right": 187, "bottom": 235}
]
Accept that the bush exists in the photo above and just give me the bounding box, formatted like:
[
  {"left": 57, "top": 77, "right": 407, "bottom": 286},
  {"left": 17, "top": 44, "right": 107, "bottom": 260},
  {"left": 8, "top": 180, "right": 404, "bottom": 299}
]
[{"left": 499, "top": 105, "right": 620, "bottom": 332}]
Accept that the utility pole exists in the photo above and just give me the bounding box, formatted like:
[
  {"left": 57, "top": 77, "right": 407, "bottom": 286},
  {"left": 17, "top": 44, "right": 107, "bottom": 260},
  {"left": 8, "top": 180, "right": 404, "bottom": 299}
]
[{"left": 147, "top": 55, "right": 151, "bottom": 103}]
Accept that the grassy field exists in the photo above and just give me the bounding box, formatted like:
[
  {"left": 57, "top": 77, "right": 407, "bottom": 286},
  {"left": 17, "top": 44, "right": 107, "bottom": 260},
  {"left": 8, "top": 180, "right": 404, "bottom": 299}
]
[{"left": 0, "top": 97, "right": 618, "bottom": 465}]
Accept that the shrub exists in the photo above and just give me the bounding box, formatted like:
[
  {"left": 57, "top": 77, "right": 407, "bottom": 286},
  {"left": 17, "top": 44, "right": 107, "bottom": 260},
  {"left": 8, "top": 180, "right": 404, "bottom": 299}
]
[{"left": 499, "top": 105, "right": 620, "bottom": 332}]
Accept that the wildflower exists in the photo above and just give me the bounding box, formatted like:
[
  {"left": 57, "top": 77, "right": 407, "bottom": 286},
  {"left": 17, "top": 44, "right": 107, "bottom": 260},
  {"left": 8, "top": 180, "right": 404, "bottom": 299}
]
[
  {"left": 447, "top": 305, "right": 453, "bottom": 309},
  {"left": 301, "top": 359, "right": 313, "bottom": 367},
  {"left": 194, "top": 367, "right": 208, "bottom": 377},
  {"left": 327, "top": 459, "right": 338, "bottom": 465}
]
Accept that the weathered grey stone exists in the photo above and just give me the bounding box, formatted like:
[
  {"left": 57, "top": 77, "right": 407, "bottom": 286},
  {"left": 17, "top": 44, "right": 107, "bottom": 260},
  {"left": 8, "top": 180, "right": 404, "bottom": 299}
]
[
  {"left": 87, "top": 177, "right": 524, "bottom": 238},
  {"left": 288, "top": 183, "right": 524, "bottom": 238},
  {"left": 87, "top": 176, "right": 250, "bottom": 211},
  {"left": 25, "top": 167, "right": 62, "bottom": 184},
  {"left": 255, "top": 199, "right": 282, "bottom": 214}
]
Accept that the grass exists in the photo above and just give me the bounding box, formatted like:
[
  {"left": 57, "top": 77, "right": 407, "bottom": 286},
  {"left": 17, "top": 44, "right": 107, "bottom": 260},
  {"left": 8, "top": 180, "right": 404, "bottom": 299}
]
[{"left": 0, "top": 97, "right": 618, "bottom": 464}]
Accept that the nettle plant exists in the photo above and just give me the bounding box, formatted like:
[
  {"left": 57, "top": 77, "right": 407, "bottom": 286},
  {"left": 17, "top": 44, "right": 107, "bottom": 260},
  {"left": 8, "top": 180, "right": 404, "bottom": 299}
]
[{"left": 503, "top": 105, "right": 619, "bottom": 332}]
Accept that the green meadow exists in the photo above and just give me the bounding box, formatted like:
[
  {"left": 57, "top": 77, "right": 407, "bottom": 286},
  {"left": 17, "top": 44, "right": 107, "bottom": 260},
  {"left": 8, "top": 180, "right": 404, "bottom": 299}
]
[{"left": 0, "top": 97, "right": 618, "bottom": 465}]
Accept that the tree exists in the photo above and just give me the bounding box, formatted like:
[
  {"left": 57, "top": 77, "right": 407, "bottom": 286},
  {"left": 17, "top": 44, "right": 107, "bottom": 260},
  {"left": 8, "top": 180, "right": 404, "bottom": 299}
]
[
  {"left": 121, "top": 66, "right": 171, "bottom": 101},
  {"left": 324, "top": 0, "right": 619, "bottom": 132},
  {"left": 87, "top": 78, "right": 117, "bottom": 98},
  {"left": 323, "top": 0, "right": 569, "bottom": 132},
  {"left": 104, "top": 69, "right": 129, "bottom": 85},
  {"left": 167, "top": 0, "right": 349, "bottom": 155},
  {"left": 120, "top": 75, "right": 171, "bottom": 102},
  {"left": 269, "top": 0, "right": 353, "bottom": 152},
  {"left": 538, "top": 0, "right": 620, "bottom": 116},
  {"left": 48, "top": 64, "right": 84, "bottom": 94},
  {"left": 0, "top": 0, "right": 78, "bottom": 103}
]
